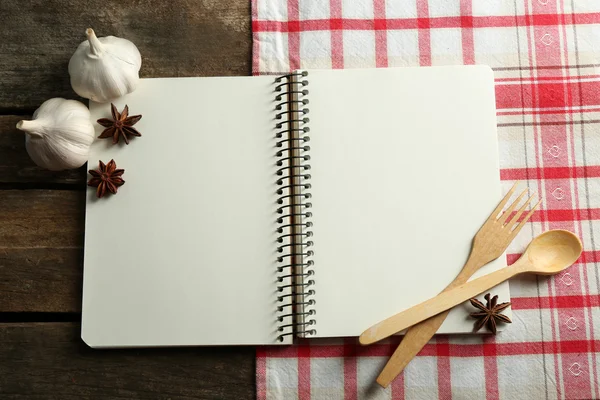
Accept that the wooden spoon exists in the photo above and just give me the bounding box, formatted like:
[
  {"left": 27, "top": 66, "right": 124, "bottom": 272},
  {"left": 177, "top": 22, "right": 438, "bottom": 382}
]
[{"left": 360, "top": 230, "right": 582, "bottom": 345}]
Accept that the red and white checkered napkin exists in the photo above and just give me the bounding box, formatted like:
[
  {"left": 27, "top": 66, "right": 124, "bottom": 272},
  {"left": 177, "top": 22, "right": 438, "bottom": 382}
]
[{"left": 253, "top": 0, "right": 600, "bottom": 398}]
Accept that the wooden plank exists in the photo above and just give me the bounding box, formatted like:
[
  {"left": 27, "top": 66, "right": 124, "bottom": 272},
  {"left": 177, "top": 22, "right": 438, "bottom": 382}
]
[
  {"left": 0, "top": 190, "right": 84, "bottom": 312},
  {"left": 0, "top": 322, "right": 255, "bottom": 399},
  {"left": 0, "top": 248, "right": 82, "bottom": 313},
  {"left": 0, "top": 115, "right": 86, "bottom": 184},
  {"left": 0, "top": 0, "right": 251, "bottom": 110}
]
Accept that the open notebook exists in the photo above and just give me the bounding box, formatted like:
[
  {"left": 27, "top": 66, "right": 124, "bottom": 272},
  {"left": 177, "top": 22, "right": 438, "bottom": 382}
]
[{"left": 82, "top": 65, "right": 510, "bottom": 348}]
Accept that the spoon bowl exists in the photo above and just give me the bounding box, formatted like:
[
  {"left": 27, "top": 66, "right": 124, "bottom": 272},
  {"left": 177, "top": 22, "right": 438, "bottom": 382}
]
[{"left": 523, "top": 230, "right": 583, "bottom": 275}]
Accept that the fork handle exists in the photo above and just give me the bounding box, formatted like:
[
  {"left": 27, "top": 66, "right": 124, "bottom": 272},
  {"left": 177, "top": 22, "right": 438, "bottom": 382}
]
[
  {"left": 361, "top": 265, "right": 520, "bottom": 345},
  {"left": 376, "top": 310, "right": 451, "bottom": 387},
  {"left": 375, "top": 254, "right": 485, "bottom": 388}
]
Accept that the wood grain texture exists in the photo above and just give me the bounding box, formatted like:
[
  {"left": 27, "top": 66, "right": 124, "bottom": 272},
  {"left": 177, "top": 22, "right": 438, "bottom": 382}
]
[
  {"left": 0, "top": 0, "right": 251, "bottom": 110},
  {"left": 0, "top": 116, "right": 86, "bottom": 184},
  {"left": 0, "top": 322, "right": 255, "bottom": 399},
  {"left": 0, "top": 190, "right": 84, "bottom": 312}
]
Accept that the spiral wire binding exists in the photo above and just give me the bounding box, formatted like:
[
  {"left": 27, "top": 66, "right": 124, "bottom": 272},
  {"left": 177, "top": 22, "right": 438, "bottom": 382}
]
[{"left": 274, "top": 71, "right": 316, "bottom": 341}]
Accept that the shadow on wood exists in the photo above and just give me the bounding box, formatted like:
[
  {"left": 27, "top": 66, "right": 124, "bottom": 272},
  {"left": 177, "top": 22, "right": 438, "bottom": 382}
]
[
  {"left": 0, "top": 190, "right": 85, "bottom": 312},
  {"left": 0, "top": 322, "right": 255, "bottom": 399}
]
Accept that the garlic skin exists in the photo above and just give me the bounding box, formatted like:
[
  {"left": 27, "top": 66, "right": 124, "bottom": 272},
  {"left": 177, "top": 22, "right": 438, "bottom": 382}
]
[
  {"left": 16, "top": 98, "right": 95, "bottom": 171},
  {"left": 68, "top": 28, "right": 142, "bottom": 102}
]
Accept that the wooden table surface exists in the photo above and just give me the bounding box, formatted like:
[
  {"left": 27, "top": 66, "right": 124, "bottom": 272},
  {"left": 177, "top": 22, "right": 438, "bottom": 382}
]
[{"left": 0, "top": 1, "right": 255, "bottom": 398}]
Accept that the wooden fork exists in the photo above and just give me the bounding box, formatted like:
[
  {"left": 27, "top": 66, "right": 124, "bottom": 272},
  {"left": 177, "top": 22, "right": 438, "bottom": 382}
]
[{"left": 375, "top": 181, "right": 541, "bottom": 388}]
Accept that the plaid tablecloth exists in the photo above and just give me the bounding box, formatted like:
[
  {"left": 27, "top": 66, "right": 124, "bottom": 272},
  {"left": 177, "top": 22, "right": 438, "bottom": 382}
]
[{"left": 253, "top": 1, "right": 600, "bottom": 398}]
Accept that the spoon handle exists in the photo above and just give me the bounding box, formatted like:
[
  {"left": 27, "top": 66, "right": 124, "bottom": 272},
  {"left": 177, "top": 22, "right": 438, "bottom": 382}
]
[{"left": 359, "top": 263, "right": 523, "bottom": 345}]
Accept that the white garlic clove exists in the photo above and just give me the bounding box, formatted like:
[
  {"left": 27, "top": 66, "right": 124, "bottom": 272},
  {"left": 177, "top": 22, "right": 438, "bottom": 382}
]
[
  {"left": 68, "top": 28, "right": 142, "bottom": 103},
  {"left": 16, "top": 98, "right": 96, "bottom": 171}
]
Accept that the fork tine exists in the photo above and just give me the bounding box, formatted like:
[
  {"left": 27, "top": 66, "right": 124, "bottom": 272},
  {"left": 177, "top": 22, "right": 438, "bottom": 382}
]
[
  {"left": 488, "top": 181, "right": 520, "bottom": 222},
  {"left": 505, "top": 192, "right": 537, "bottom": 229},
  {"left": 497, "top": 189, "right": 527, "bottom": 226},
  {"left": 509, "top": 199, "right": 542, "bottom": 239}
]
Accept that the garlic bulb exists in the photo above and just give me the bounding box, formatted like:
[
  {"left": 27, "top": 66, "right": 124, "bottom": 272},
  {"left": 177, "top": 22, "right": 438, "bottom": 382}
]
[
  {"left": 68, "top": 28, "right": 142, "bottom": 102},
  {"left": 16, "top": 98, "right": 95, "bottom": 171}
]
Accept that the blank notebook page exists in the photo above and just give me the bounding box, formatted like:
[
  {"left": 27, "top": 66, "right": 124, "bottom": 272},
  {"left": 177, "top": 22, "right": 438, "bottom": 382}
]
[
  {"left": 306, "top": 66, "right": 510, "bottom": 337},
  {"left": 83, "top": 76, "right": 283, "bottom": 347}
]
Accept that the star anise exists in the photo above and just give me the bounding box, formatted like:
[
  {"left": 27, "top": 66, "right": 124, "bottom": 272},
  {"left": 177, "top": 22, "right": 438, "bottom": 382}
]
[
  {"left": 88, "top": 159, "right": 125, "bottom": 198},
  {"left": 469, "top": 293, "right": 512, "bottom": 334},
  {"left": 97, "top": 103, "right": 142, "bottom": 144}
]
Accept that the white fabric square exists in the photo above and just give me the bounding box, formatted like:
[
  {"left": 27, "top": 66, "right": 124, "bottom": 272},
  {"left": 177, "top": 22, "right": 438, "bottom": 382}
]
[
  {"left": 559, "top": 22, "right": 580, "bottom": 57},
  {"left": 591, "top": 307, "right": 600, "bottom": 340},
  {"left": 510, "top": 273, "right": 545, "bottom": 298},
  {"left": 567, "top": 28, "right": 600, "bottom": 66},
  {"left": 585, "top": 257, "right": 600, "bottom": 295},
  {"left": 498, "top": 135, "right": 534, "bottom": 170},
  {"left": 267, "top": 357, "right": 297, "bottom": 389},
  {"left": 404, "top": 357, "right": 439, "bottom": 399},
  {"left": 299, "top": 0, "right": 330, "bottom": 20},
  {"left": 342, "top": 30, "right": 376, "bottom": 68},
  {"left": 357, "top": 358, "right": 391, "bottom": 399},
  {"left": 572, "top": 1, "right": 600, "bottom": 12},
  {"left": 575, "top": 122, "right": 600, "bottom": 166},
  {"left": 386, "top": 30, "right": 419, "bottom": 67},
  {"left": 576, "top": 178, "right": 600, "bottom": 208},
  {"left": 404, "top": 356, "right": 437, "bottom": 387},
  {"left": 578, "top": 221, "right": 596, "bottom": 258},
  {"left": 341, "top": 0, "right": 373, "bottom": 19},
  {"left": 310, "top": 357, "right": 344, "bottom": 400},
  {"left": 576, "top": 265, "right": 597, "bottom": 301},
  {"left": 535, "top": 273, "right": 554, "bottom": 298},
  {"left": 497, "top": 355, "right": 552, "bottom": 400},
  {"left": 258, "top": 31, "right": 289, "bottom": 73},
  {"left": 569, "top": 24, "right": 600, "bottom": 55},
  {"left": 596, "top": 354, "right": 600, "bottom": 389},
  {"left": 502, "top": 308, "right": 545, "bottom": 342},
  {"left": 427, "top": 0, "right": 460, "bottom": 17},
  {"left": 547, "top": 306, "right": 564, "bottom": 341},
  {"left": 570, "top": 122, "right": 585, "bottom": 166},
  {"left": 385, "top": 0, "right": 417, "bottom": 18},
  {"left": 257, "top": 0, "right": 288, "bottom": 20},
  {"left": 474, "top": 27, "right": 525, "bottom": 67},
  {"left": 450, "top": 357, "right": 486, "bottom": 395},
  {"left": 310, "top": 358, "right": 343, "bottom": 389},
  {"left": 472, "top": 0, "right": 516, "bottom": 17},
  {"left": 430, "top": 28, "right": 462, "bottom": 64},
  {"left": 514, "top": 0, "right": 527, "bottom": 16},
  {"left": 498, "top": 126, "right": 539, "bottom": 170},
  {"left": 300, "top": 31, "right": 332, "bottom": 69},
  {"left": 564, "top": 22, "right": 579, "bottom": 65}
]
